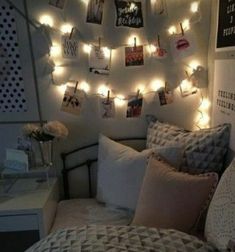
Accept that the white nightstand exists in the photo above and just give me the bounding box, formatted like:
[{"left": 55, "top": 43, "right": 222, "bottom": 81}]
[{"left": 0, "top": 178, "right": 59, "bottom": 252}]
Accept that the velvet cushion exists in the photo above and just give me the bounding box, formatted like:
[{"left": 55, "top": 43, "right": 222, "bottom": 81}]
[
  {"left": 147, "top": 121, "right": 230, "bottom": 174},
  {"left": 205, "top": 158, "right": 235, "bottom": 250},
  {"left": 132, "top": 158, "right": 218, "bottom": 233}
]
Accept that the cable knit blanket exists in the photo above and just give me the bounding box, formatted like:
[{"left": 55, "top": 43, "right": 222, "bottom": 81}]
[{"left": 26, "top": 225, "right": 217, "bottom": 252}]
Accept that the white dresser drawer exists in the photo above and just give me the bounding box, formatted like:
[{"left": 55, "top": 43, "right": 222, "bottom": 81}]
[{"left": 0, "top": 214, "right": 38, "bottom": 232}]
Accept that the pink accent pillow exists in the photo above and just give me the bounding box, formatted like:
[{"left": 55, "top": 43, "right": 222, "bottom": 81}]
[{"left": 132, "top": 158, "right": 218, "bottom": 233}]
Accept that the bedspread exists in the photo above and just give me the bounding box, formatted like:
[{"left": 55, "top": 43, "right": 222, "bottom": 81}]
[{"left": 26, "top": 225, "right": 217, "bottom": 252}]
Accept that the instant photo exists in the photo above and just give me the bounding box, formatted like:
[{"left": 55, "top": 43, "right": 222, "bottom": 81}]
[
  {"left": 86, "top": 0, "right": 104, "bottom": 25},
  {"left": 125, "top": 46, "right": 144, "bottom": 67},
  {"left": 126, "top": 95, "right": 143, "bottom": 118}
]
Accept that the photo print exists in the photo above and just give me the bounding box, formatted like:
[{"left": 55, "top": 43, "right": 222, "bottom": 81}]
[
  {"left": 151, "top": 45, "right": 167, "bottom": 59},
  {"left": 61, "top": 86, "right": 85, "bottom": 116},
  {"left": 115, "top": 0, "right": 144, "bottom": 28},
  {"left": 89, "top": 46, "right": 111, "bottom": 75},
  {"left": 62, "top": 35, "right": 78, "bottom": 59},
  {"left": 49, "top": 0, "right": 67, "bottom": 9},
  {"left": 125, "top": 45, "right": 144, "bottom": 66},
  {"left": 126, "top": 95, "right": 143, "bottom": 118},
  {"left": 158, "top": 89, "right": 173, "bottom": 106},
  {"left": 86, "top": 0, "right": 105, "bottom": 25},
  {"left": 100, "top": 97, "right": 115, "bottom": 118},
  {"left": 170, "top": 32, "right": 196, "bottom": 61}
]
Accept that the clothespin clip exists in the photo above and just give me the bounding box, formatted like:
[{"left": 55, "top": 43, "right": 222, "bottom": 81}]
[
  {"left": 106, "top": 90, "right": 110, "bottom": 103},
  {"left": 69, "top": 27, "right": 76, "bottom": 40},
  {"left": 98, "top": 37, "right": 101, "bottom": 50},
  {"left": 185, "top": 70, "right": 190, "bottom": 80},
  {"left": 157, "top": 34, "right": 161, "bottom": 48},
  {"left": 180, "top": 22, "right": 184, "bottom": 36},
  {"left": 134, "top": 37, "right": 137, "bottom": 49},
  {"left": 165, "top": 81, "right": 169, "bottom": 92},
  {"left": 136, "top": 89, "right": 140, "bottom": 99},
  {"left": 74, "top": 81, "right": 79, "bottom": 94}
]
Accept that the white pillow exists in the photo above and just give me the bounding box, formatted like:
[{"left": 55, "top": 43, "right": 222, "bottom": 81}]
[
  {"left": 205, "top": 158, "right": 235, "bottom": 250},
  {"left": 96, "top": 134, "right": 152, "bottom": 210}
]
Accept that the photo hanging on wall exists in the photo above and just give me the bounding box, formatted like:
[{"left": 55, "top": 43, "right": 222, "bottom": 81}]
[
  {"left": 216, "top": 0, "right": 235, "bottom": 51},
  {"left": 100, "top": 97, "right": 115, "bottom": 118},
  {"left": 151, "top": 44, "right": 167, "bottom": 59},
  {"left": 61, "top": 86, "right": 85, "bottom": 116},
  {"left": 49, "top": 0, "right": 67, "bottom": 9},
  {"left": 126, "top": 95, "right": 143, "bottom": 118},
  {"left": 115, "top": 0, "right": 144, "bottom": 28},
  {"left": 89, "top": 46, "right": 111, "bottom": 75},
  {"left": 86, "top": 0, "right": 104, "bottom": 25},
  {"left": 125, "top": 45, "right": 144, "bottom": 66},
  {"left": 61, "top": 35, "right": 78, "bottom": 59},
  {"left": 170, "top": 32, "right": 196, "bottom": 62},
  {"left": 158, "top": 89, "right": 173, "bottom": 106}
]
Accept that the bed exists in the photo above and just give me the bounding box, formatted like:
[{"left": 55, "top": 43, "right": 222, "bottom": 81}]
[{"left": 26, "top": 121, "right": 234, "bottom": 251}]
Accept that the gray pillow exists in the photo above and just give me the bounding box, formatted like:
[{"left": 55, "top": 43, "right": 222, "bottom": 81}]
[{"left": 147, "top": 121, "right": 231, "bottom": 174}]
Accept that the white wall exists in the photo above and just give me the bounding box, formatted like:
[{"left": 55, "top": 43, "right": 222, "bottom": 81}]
[{"left": 0, "top": 0, "right": 212, "bottom": 196}]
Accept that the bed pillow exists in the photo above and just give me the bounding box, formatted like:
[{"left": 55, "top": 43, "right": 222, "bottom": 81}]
[
  {"left": 132, "top": 158, "right": 218, "bottom": 233},
  {"left": 96, "top": 135, "right": 181, "bottom": 210},
  {"left": 204, "top": 158, "right": 235, "bottom": 251},
  {"left": 147, "top": 121, "right": 231, "bottom": 174}
]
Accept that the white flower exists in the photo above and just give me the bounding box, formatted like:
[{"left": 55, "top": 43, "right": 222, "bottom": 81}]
[{"left": 43, "top": 121, "right": 68, "bottom": 139}]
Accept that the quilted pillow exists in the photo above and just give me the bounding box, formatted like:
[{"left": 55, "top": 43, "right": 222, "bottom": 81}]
[
  {"left": 132, "top": 158, "right": 218, "bottom": 233},
  {"left": 96, "top": 135, "right": 182, "bottom": 210},
  {"left": 205, "top": 158, "right": 235, "bottom": 250},
  {"left": 147, "top": 121, "right": 231, "bottom": 174}
]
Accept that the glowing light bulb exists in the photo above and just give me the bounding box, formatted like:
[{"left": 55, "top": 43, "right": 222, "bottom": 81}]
[
  {"left": 80, "top": 81, "right": 90, "bottom": 93},
  {"left": 39, "top": 15, "right": 54, "bottom": 27},
  {"left": 81, "top": 0, "right": 89, "bottom": 4},
  {"left": 98, "top": 85, "right": 109, "bottom": 96},
  {"left": 148, "top": 44, "right": 157, "bottom": 54},
  {"left": 57, "top": 83, "right": 67, "bottom": 95},
  {"left": 50, "top": 44, "right": 61, "bottom": 57},
  {"left": 199, "top": 113, "right": 210, "bottom": 126},
  {"left": 102, "top": 47, "right": 111, "bottom": 58},
  {"left": 60, "top": 23, "right": 73, "bottom": 34},
  {"left": 191, "top": 2, "right": 199, "bottom": 13},
  {"left": 182, "top": 19, "right": 190, "bottom": 31},
  {"left": 115, "top": 95, "right": 125, "bottom": 107},
  {"left": 200, "top": 98, "right": 210, "bottom": 110},
  {"left": 53, "top": 66, "right": 64, "bottom": 75},
  {"left": 83, "top": 44, "right": 92, "bottom": 54},
  {"left": 127, "top": 35, "right": 139, "bottom": 46},
  {"left": 151, "top": 79, "right": 164, "bottom": 91},
  {"left": 181, "top": 79, "right": 193, "bottom": 90},
  {"left": 136, "top": 84, "right": 145, "bottom": 93},
  {"left": 168, "top": 26, "right": 176, "bottom": 35},
  {"left": 189, "top": 60, "right": 200, "bottom": 70}
]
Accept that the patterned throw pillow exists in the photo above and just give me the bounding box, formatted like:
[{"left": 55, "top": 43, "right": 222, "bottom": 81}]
[
  {"left": 146, "top": 121, "right": 231, "bottom": 174},
  {"left": 204, "top": 158, "right": 235, "bottom": 251}
]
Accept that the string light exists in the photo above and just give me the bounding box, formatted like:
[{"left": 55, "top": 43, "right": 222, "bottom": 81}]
[
  {"left": 168, "top": 26, "right": 176, "bottom": 35},
  {"left": 102, "top": 47, "right": 111, "bottom": 58},
  {"left": 83, "top": 44, "right": 92, "bottom": 54},
  {"left": 200, "top": 98, "right": 210, "bottom": 110},
  {"left": 127, "top": 35, "right": 139, "bottom": 46},
  {"left": 151, "top": 79, "right": 164, "bottom": 91},
  {"left": 57, "top": 83, "right": 67, "bottom": 95},
  {"left": 80, "top": 81, "right": 90, "bottom": 93},
  {"left": 189, "top": 60, "right": 200, "bottom": 70},
  {"left": 39, "top": 15, "right": 54, "bottom": 27},
  {"left": 148, "top": 44, "right": 157, "bottom": 54},
  {"left": 60, "top": 23, "right": 73, "bottom": 34},
  {"left": 50, "top": 44, "right": 61, "bottom": 57},
  {"left": 53, "top": 66, "right": 64, "bottom": 75},
  {"left": 98, "top": 85, "right": 109, "bottom": 96},
  {"left": 191, "top": 2, "right": 199, "bottom": 13},
  {"left": 115, "top": 95, "right": 126, "bottom": 107},
  {"left": 182, "top": 19, "right": 190, "bottom": 31}
]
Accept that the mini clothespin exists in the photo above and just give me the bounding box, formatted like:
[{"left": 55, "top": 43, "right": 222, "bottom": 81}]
[
  {"left": 134, "top": 37, "right": 137, "bottom": 49},
  {"left": 185, "top": 70, "right": 190, "bottom": 79},
  {"left": 136, "top": 89, "right": 140, "bottom": 99},
  {"left": 164, "top": 81, "right": 169, "bottom": 92},
  {"left": 74, "top": 81, "right": 79, "bottom": 94},
  {"left": 157, "top": 34, "right": 161, "bottom": 48},
  {"left": 98, "top": 37, "right": 101, "bottom": 50},
  {"left": 106, "top": 90, "right": 110, "bottom": 103},
  {"left": 69, "top": 27, "right": 76, "bottom": 40},
  {"left": 180, "top": 22, "right": 184, "bottom": 36}
]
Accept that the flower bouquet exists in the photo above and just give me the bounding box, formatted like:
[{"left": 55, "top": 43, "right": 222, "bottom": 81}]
[{"left": 22, "top": 121, "right": 68, "bottom": 166}]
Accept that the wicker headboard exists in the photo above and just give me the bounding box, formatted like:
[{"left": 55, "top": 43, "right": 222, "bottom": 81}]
[{"left": 61, "top": 137, "right": 146, "bottom": 199}]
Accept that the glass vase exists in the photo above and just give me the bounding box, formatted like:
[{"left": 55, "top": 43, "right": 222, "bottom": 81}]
[{"left": 38, "top": 140, "right": 53, "bottom": 167}]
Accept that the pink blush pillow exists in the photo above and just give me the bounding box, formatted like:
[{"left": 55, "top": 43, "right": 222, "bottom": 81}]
[{"left": 132, "top": 158, "right": 218, "bottom": 233}]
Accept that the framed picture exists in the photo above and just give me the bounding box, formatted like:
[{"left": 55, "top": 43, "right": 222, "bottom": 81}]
[
  {"left": 216, "top": 0, "right": 235, "bottom": 51},
  {"left": 49, "top": 0, "right": 67, "bottom": 9},
  {"left": 86, "top": 0, "right": 104, "bottom": 25}
]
